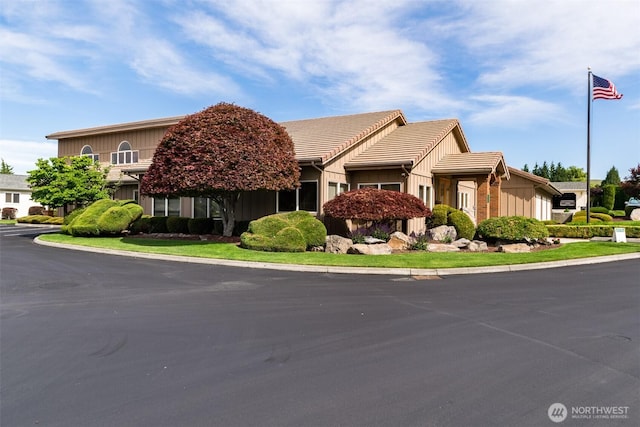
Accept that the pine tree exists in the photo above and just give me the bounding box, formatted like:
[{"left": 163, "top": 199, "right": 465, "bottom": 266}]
[{"left": 0, "top": 158, "right": 14, "bottom": 174}]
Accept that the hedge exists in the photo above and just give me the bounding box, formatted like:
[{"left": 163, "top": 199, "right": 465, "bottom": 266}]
[
  {"left": 241, "top": 211, "right": 327, "bottom": 252},
  {"left": 187, "top": 217, "right": 215, "bottom": 235},
  {"left": 547, "top": 225, "right": 640, "bottom": 239},
  {"left": 571, "top": 211, "right": 613, "bottom": 222},
  {"left": 476, "top": 216, "right": 548, "bottom": 241},
  {"left": 166, "top": 216, "right": 190, "bottom": 234}
]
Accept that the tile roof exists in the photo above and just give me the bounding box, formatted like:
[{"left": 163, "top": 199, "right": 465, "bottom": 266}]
[
  {"left": 281, "top": 110, "right": 406, "bottom": 163},
  {"left": 345, "top": 119, "right": 465, "bottom": 169},
  {"left": 432, "top": 152, "right": 509, "bottom": 179},
  {"left": 46, "top": 116, "right": 185, "bottom": 140}
]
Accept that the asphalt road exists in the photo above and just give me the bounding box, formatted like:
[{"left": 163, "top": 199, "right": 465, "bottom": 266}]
[{"left": 1, "top": 234, "right": 639, "bottom": 426}]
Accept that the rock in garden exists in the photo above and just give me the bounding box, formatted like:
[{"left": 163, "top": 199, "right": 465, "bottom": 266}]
[
  {"left": 630, "top": 208, "right": 640, "bottom": 221},
  {"left": 468, "top": 240, "right": 488, "bottom": 252},
  {"left": 452, "top": 238, "right": 471, "bottom": 248},
  {"left": 364, "top": 236, "right": 386, "bottom": 244},
  {"left": 348, "top": 243, "right": 392, "bottom": 255},
  {"left": 387, "top": 231, "right": 414, "bottom": 250},
  {"left": 325, "top": 235, "right": 353, "bottom": 254},
  {"left": 427, "top": 244, "right": 460, "bottom": 252},
  {"left": 498, "top": 243, "right": 531, "bottom": 253},
  {"left": 428, "top": 225, "right": 457, "bottom": 242}
]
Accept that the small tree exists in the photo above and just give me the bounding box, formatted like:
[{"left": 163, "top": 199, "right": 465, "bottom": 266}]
[
  {"left": 27, "top": 156, "right": 111, "bottom": 214},
  {"left": 140, "top": 103, "right": 300, "bottom": 236},
  {"left": 0, "top": 158, "right": 14, "bottom": 174},
  {"left": 323, "top": 188, "right": 431, "bottom": 228},
  {"left": 621, "top": 164, "right": 640, "bottom": 198},
  {"left": 602, "top": 184, "right": 616, "bottom": 211},
  {"left": 601, "top": 166, "right": 621, "bottom": 186}
]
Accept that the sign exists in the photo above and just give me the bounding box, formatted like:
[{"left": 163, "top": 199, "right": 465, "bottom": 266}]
[{"left": 613, "top": 228, "right": 626, "bottom": 243}]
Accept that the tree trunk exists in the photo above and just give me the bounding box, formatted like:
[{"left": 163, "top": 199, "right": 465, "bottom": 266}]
[{"left": 217, "top": 192, "right": 239, "bottom": 237}]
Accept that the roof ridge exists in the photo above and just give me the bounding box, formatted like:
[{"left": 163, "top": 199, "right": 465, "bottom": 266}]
[{"left": 410, "top": 119, "right": 460, "bottom": 165}]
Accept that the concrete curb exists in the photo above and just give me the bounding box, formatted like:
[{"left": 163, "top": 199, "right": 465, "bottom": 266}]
[{"left": 34, "top": 237, "right": 640, "bottom": 276}]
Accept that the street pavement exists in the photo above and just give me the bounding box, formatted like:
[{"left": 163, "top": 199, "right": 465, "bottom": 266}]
[{"left": 1, "top": 234, "right": 638, "bottom": 426}]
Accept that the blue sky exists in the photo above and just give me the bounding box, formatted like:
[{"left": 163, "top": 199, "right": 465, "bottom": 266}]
[{"left": 1, "top": 0, "right": 639, "bottom": 180}]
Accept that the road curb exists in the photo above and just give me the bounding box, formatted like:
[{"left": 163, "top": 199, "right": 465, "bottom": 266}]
[{"left": 33, "top": 237, "right": 640, "bottom": 276}]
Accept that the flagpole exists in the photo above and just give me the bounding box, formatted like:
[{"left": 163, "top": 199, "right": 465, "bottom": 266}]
[{"left": 586, "top": 67, "right": 592, "bottom": 224}]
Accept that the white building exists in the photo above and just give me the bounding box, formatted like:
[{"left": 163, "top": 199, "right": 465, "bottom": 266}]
[{"left": 0, "top": 174, "right": 39, "bottom": 218}]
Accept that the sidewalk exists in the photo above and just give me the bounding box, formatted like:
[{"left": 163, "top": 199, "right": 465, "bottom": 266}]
[{"left": 34, "top": 236, "right": 640, "bottom": 276}]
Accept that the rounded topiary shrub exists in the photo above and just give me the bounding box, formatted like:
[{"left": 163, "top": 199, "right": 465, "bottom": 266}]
[
  {"left": 590, "top": 206, "right": 610, "bottom": 214},
  {"left": 431, "top": 204, "right": 455, "bottom": 227},
  {"left": 96, "top": 206, "right": 136, "bottom": 234},
  {"left": 166, "top": 216, "right": 190, "bottom": 234},
  {"left": 130, "top": 215, "right": 152, "bottom": 234},
  {"left": 241, "top": 211, "right": 327, "bottom": 252},
  {"left": 149, "top": 216, "right": 169, "bottom": 233},
  {"left": 68, "top": 199, "right": 119, "bottom": 236},
  {"left": 448, "top": 210, "right": 476, "bottom": 240},
  {"left": 476, "top": 216, "right": 548, "bottom": 242},
  {"left": 572, "top": 211, "right": 613, "bottom": 222}
]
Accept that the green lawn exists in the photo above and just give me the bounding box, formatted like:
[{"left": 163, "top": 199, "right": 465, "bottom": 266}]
[
  {"left": 0, "top": 219, "right": 16, "bottom": 224},
  {"left": 39, "top": 233, "right": 640, "bottom": 269}
]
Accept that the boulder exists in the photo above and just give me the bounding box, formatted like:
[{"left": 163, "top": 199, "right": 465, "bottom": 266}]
[
  {"left": 468, "top": 240, "right": 489, "bottom": 252},
  {"left": 325, "top": 235, "right": 353, "bottom": 254},
  {"left": 630, "top": 208, "right": 640, "bottom": 221},
  {"left": 364, "top": 236, "right": 386, "bottom": 244},
  {"left": 427, "top": 244, "right": 460, "bottom": 252},
  {"left": 498, "top": 243, "right": 531, "bottom": 253},
  {"left": 348, "top": 243, "right": 393, "bottom": 255},
  {"left": 387, "top": 231, "right": 414, "bottom": 250},
  {"left": 452, "top": 238, "right": 471, "bottom": 248},
  {"left": 428, "top": 225, "right": 457, "bottom": 242}
]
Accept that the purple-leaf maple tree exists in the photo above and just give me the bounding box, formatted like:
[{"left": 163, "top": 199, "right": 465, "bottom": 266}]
[
  {"left": 323, "top": 188, "right": 431, "bottom": 221},
  {"left": 140, "top": 103, "right": 300, "bottom": 236}
]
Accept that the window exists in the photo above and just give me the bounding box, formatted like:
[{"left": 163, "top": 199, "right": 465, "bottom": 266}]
[
  {"left": 328, "top": 182, "right": 349, "bottom": 201},
  {"left": 358, "top": 183, "right": 401, "bottom": 192},
  {"left": 418, "top": 185, "right": 432, "bottom": 208},
  {"left": 5, "top": 193, "right": 19, "bottom": 203},
  {"left": 111, "top": 141, "right": 139, "bottom": 165},
  {"left": 153, "top": 196, "right": 180, "bottom": 216},
  {"left": 193, "top": 197, "right": 221, "bottom": 218},
  {"left": 277, "top": 181, "right": 318, "bottom": 212},
  {"left": 458, "top": 192, "right": 469, "bottom": 209},
  {"left": 80, "top": 145, "right": 99, "bottom": 162},
  {"left": 133, "top": 190, "right": 139, "bottom": 203}
]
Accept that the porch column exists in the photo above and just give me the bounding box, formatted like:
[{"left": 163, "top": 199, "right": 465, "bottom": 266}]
[
  {"left": 490, "top": 174, "right": 502, "bottom": 218},
  {"left": 476, "top": 174, "right": 491, "bottom": 222}
]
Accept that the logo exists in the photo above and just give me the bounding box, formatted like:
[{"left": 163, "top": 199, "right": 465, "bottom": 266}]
[{"left": 548, "top": 403, "right": 568, "bottom": 423}]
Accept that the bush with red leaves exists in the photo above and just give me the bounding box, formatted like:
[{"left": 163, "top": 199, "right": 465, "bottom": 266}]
[{"left": 323, "top": 188, "right": 431, "bottom": 221}]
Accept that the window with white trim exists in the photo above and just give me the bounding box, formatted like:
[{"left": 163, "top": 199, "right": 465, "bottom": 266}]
[
  {"left": 328, "top": 182, "right": 349, "bottom": 201},
  {"left": 80, "top": 145, "right": 100, "bottom": 162},
  {"left": 277, "top": 181, "right": 318, "bottom": 212},
  {"left": 193, "top": 197, "right": 221, "bottom": 218},
  {"left": 358, "top": 183, "right": 401, "bottom": 192},
  {"left": 458, "top": 192, "right": 469, "bottom": 209},
  {"left": 153, "top": 196, "right": 180, "bottom": 216},
  {"left": 418, "top": 185, "right": 432, "bottom": 208},
  {"left": 111, "top": 141, "right": 139, "bottom": 165}
]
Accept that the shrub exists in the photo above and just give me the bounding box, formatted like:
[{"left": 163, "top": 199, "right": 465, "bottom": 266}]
[
  {"left": 64, "top": 208, "right": 86, "bottom": 225},
  {"left": 43, "top": 216, "right": 64, "bottom": 225},
  {"left": 187, "top": 218, "right": 214, "bottom": 235},
  {"left": 542, "top": 220, "right": 558, "bottom": 225},
  {"left": 130, "top": 215, "right": 152, "bottom": 234},
  {"left": 149, "top": 216, "right": 168, "bottom": 233},
  {"left": 232, "top": 220, "right": 250, "bottom": 236},
  {"left": 431, "top": 204, "right": 455, "bottom": 227},
  {"left": 241, "top": 211, "right": 327, "bottom": 252},
  {"left": 409, "top": 232, "right": 429, "bottom": 251},
  {"left": 323, "top": 188, "right": 431, "bottom": 221},
  {"left": 17, "top": 215, "right": 56, "bottom": 224},
  {"left": 590, "top": 206, "right": 610, "bottom": 214},
  {"left": 602, "top": 185, "right": 616, "bottom": 211},
  {"left": 572, "top": 211, "right": 613, "bottom": 222},
  {"left": 166, "top": 216, "right": 190, "bottom": 234},
  {"left": 2, "top": 207, "right": 17, "bottom": 220},
  {"left": 96, "top": 206, "right": 135, "bottom": 234},
  {"left": 66, "top": 199, "right": 118, "bottom": 236},
  {"left": 476, "top": 216, "right": 548, "bottom": 242},
  {"left": 28, "top": 206, "right": 44, "bottom": 216},
  {"left": 547, "top": 225, "right": 640, "bottom": 239},
  {"left": 448, "top": 210, "right": 476, "bottom": 240}
]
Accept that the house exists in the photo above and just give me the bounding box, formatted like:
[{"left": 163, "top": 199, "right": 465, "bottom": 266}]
[
  {"left": 500, "top": 167, "right": 561, "bottom": 221},
  {"left": 0, "top": 174, "right": 40, "bottom": 218},
  {"left": 46, "top": 109, "right": 551, "bottom": 234}
]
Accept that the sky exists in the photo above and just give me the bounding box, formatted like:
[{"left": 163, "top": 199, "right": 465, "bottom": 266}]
[{"left": 1, "top": 0, "right": 639, "bottom": 180}]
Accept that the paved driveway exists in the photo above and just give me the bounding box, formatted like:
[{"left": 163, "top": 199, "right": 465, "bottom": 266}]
[{"left": 1, "top": 235, "right": 638, "bottom": 426}]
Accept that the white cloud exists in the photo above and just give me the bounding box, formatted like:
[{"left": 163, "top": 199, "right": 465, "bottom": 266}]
[
  {"left": 0, "top": 140, "right": 58, "bottom": 175},
  {"left": 467, "top": 95, "right": 568, "bottom": 128}
]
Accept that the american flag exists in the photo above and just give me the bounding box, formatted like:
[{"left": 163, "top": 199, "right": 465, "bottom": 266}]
[{"left": 592, "top": 74, "right": 623, "bottom": 100}]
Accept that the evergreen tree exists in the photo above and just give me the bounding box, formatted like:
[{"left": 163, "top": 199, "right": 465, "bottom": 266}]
[
  {"left": 601, "top": 166, "right": 621, "bottom": 186},
  {"left": 522, "top": 164, "right": 529, "bottom": 173},
  {"left": 0, "top": 158, "right": 14, "bottom": 174}
]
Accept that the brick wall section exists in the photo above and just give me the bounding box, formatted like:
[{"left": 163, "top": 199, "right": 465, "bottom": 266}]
[
  {"left": 490, "top": 174, "right": 502, "bottom": 218},
  {"left": 476, "top": 175, "right": 490, "bottom": 222}
]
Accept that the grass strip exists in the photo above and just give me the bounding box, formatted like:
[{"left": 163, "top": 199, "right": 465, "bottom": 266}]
[{"left": 39, "top": 233, "right": 640, "bottom": 269}]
